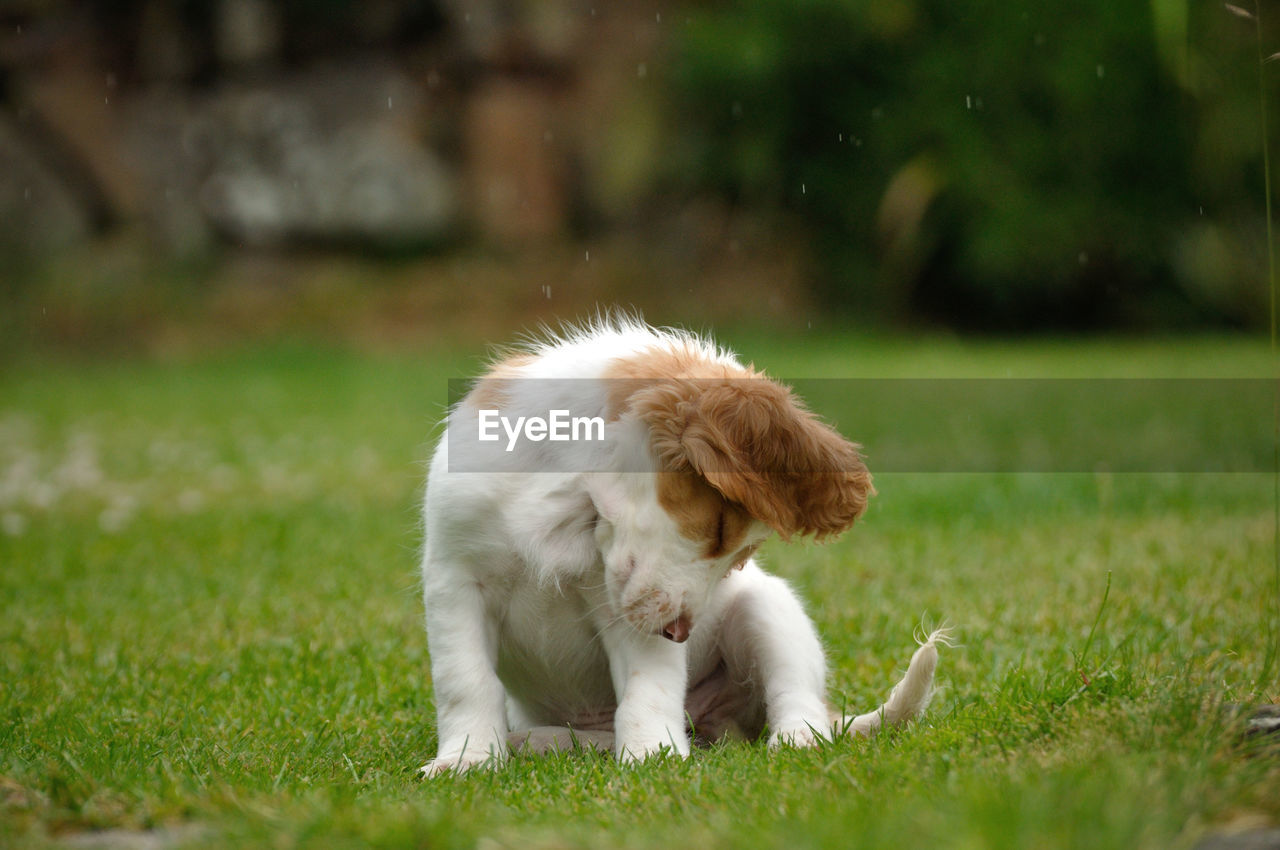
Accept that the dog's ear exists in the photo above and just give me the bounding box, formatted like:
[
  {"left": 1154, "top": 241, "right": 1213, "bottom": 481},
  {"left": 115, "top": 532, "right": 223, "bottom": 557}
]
[{"left": 634, "top": 379, "right": 873, "bottom": 541}]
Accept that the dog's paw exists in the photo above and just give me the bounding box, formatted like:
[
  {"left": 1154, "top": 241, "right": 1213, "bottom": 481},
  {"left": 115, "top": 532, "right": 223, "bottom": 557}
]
[
  {"left": 768, "top": 723, "right": 824, "bottom": 749},
  {"left": 419, "top": 751, "right": 502, "bottom": 778},
  {"left": 615, "top": 737, "right": 691, "bottom": 764}
]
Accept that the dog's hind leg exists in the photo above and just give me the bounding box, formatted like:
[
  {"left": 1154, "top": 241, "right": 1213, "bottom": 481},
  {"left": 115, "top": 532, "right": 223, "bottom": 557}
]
[{"left": 713, "top": 566, "right": 833, "bottom": 748}]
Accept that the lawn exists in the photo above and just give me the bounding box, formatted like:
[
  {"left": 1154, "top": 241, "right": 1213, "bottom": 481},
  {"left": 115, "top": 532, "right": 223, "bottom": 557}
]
[{"left": 1, "top": 332, "right": 1277, "bottom": 849}]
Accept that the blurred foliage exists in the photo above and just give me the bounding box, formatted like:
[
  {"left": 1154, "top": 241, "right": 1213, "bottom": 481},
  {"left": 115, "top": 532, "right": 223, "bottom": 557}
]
[
  {"left": 669, "top": 0, "right": 1275, "bottom": 329},
  {"left": 4, "top": 0, "right": 1274, "bottom": 333}
]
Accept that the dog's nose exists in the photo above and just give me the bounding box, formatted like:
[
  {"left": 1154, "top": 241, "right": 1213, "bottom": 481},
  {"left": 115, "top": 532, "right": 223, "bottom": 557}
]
[{"left": 661, "top": 613, "right": 692, "bottom": 643}]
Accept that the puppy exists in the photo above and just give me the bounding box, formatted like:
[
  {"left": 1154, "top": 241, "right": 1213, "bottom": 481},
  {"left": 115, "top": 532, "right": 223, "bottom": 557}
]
[{"left": 420, "top": 317, "right": 946, "bottom": 774}]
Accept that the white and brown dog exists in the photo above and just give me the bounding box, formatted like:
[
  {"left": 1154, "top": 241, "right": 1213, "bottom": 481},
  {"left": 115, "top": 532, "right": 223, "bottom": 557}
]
[{"left": 420, "top": 317, "right": 947, "bottom": 775}]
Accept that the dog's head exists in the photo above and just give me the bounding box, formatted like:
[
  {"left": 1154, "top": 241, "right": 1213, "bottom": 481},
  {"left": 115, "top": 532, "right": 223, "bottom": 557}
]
[{"left": 589, "top": 356, "right": 873, "bottom": 643}]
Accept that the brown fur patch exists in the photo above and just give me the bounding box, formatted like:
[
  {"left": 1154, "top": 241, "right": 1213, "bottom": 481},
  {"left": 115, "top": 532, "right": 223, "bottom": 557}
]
[
  {"left": 656, "top": 471, "right": 754, "bottom": 559},
  {"left": 463, "top": 352, "right": 536, "bottom": 409},
  {"left": 608, "top": 346, "right": 873, "bottom": 541},
  {"left": 603, "top": 344, "right": 762, "bottom": 421}
]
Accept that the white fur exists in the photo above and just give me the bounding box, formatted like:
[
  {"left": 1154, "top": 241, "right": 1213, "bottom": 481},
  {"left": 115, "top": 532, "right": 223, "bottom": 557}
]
[{"left": 419, "top": 318, "right": 945, "bottom": 774}]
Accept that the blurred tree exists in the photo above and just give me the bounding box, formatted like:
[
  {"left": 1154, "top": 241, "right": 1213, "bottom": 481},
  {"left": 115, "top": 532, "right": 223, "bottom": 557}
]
[{"left": 669, "top": 0, "right": 1273, "bottom": 329}]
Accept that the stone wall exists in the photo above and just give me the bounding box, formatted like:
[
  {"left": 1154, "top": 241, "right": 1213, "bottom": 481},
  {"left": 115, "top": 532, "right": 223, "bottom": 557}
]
[{"left": 0, "top": 0, "right": 670, "bottom": 255}]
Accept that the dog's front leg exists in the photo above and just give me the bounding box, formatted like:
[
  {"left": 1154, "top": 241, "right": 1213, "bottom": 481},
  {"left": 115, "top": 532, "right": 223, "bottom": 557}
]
[
  {"left": 420, "top": 576, "right": 508, "bottom": 776},
  {"left": 601, "top": 625, "right": 691, "bottom": 762}
]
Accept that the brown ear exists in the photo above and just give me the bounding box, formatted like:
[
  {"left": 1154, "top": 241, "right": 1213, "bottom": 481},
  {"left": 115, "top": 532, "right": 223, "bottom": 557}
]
[{"left": 633, "top": 378, "right": 873, "bottom": 540}]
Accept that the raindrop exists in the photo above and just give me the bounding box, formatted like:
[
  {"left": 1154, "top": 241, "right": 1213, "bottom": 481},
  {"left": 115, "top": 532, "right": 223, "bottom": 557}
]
[
  {"left": 1096, "top": 64, "right": 1105, "bottom": 79},
  {"left": 838, "top": 133, "right": 843, "bottom": 142},
  {"left": 731, "top": 101, "right": 743, "bottom": 119},
  {"left": 966, "top": 95, "right": 972, "bottom": 109},
  {"left": 585, "top": 249, "right": 590, "bottom": 262},
  {"left": 387, "top": 96, "right": 393, "bottom": 109},
  {"left": 656, "top": 11, "right": 661, "bottom": 22},
  {"left": 637, "top": 63, "right": 648, "bottom": 79},
  {"left": 801, "top": 183, "right": 806, "bottom": 195},
  {"left": 1078, "top": 252, "right": 1089, "bottom": 266},
  {"left": 23, "top": 186, "right": 31, "bottom": 202}
]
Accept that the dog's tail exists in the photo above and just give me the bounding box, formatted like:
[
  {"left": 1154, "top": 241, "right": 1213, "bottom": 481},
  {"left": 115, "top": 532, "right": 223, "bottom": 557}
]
[{"left": 836, "top": 627, "right": 955, "bottom": 737}]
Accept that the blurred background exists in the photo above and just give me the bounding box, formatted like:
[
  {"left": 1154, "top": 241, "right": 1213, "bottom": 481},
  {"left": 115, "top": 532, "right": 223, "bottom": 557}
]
[{"left": 0, "top": 0, "right": 1275, "bottom": 353}]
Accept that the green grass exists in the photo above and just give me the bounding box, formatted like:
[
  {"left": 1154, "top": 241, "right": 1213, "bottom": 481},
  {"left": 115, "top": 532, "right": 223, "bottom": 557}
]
[{"left": 1, "top": 334, "right": 1277, "bottom": 849}]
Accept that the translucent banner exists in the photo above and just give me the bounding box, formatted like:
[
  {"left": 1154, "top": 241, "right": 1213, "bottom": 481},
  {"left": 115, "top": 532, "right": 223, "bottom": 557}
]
[{"left": 445, "top": 378, "right": 1275, "bottom": 473}]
